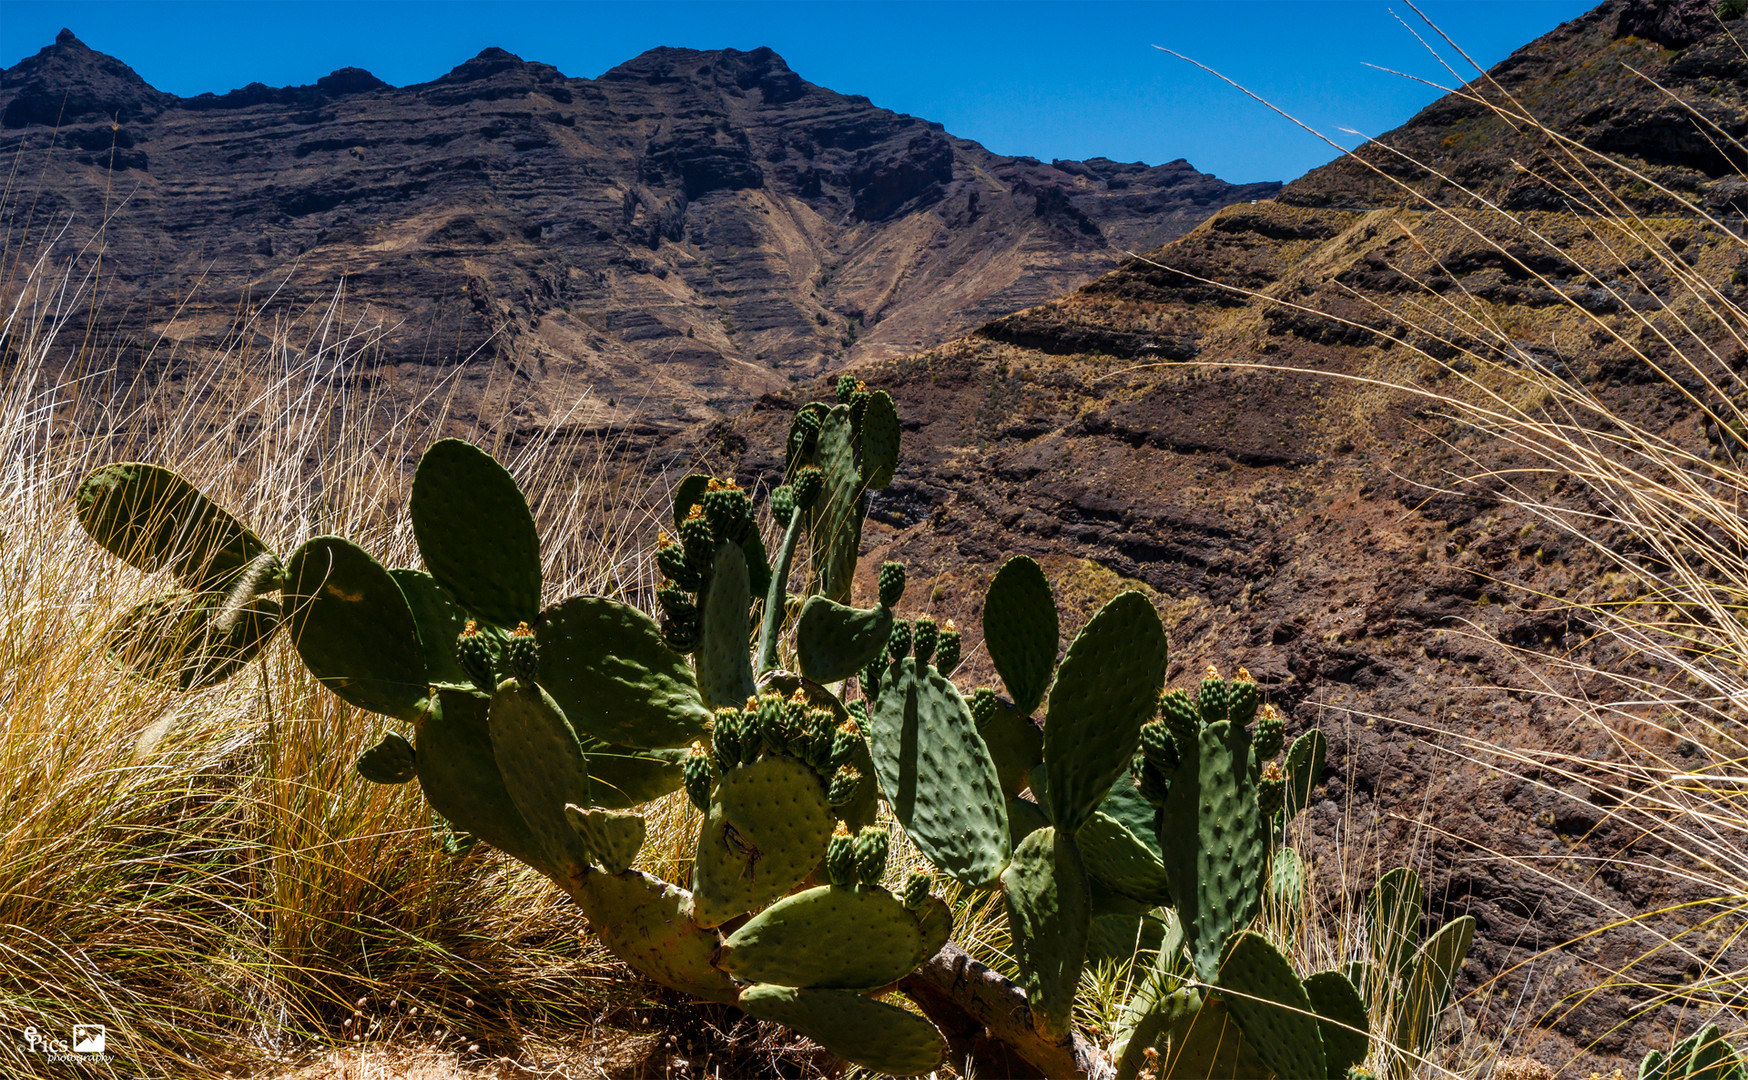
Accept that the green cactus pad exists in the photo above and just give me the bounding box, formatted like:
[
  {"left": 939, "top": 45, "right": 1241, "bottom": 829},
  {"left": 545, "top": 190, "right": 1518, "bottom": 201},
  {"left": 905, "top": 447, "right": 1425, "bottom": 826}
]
[
  {"left": 533, "top": 596, "right": 712, "bottom": 748},
  {"left": 579, "top": 741, "right": 687, "bottom": 808},
  {"left": 805, "top": 406, "right": 865, "bottom": 605},
  {"left": 1007, "top": 794, "right": 1051, "bottom": 850},
  {"left": 1079, "top": 810, "right": 1173, "bottom": 906},
  {"left": 670, "top": 473, "right": 713, "bottom": 528},
  {"left": 356, "top": 731, "right": 417, "bottom": 783},
  {"left": 795, "top": 595, "right": 894, "bottom": 683},
  {"left": 691, "top": 754, "right": 834, "bottom": 927},
  {"left": 489, "top": 681, "right": 594, "bottom": 885},
  {"left": 1391, "top": 914, "right": 1475, "bottom": 1066},
  {"left": 859, "top": 389, "right": 901, "bottom": 489},
  {"left": 979, "top": 701, "right": 1045, "bottom": 798},
  {"left": 1271, "top": 846, "right": 1307, "bottom": 912},
  {"left": 1218, "top": 930, "right": 1327, "bottom": 1080},
  {"left": 1283, "top": 728, "right": 1328, "bottom": 824},
  {"left": 982, "top": 555, "right": 1058, "bottom": 717},
  {"left": 696, "top": 541, "right": 757, "bottom": 710},
  {"left": 1368, "top": 866, "right": 1424, "bottom": 985},
  {"left": 716, "top": 884, "right": 927, "bottom": 989},
  {"left": 1164, "top": 991, "right": 1269, "bottom": 1080},
  {"left": 868, "top": 657, "right": 1010, "bottom": 886},
  {"left": 914, "top": 894, "right": 953, "bottom": 962},
  {"left": 106, "top": 588, "right": 281, "bottom": 690},
  {"left": 76, "top": 462, "right": 272, "bottom": 589},
  {"left": 414, "top": 687, "right": 553, "bottom": 878},
  {"left": 564, "top": 806, "right": 645, "bottom": 874},
  {"left": 1159, "top": 721, "right": 1268, "bottom": 981},
  {"left": 409, "top": 438, "right": 542, "bottom": 628},
  {"left": 1305, "top": 969, "right": 1370, "bottom": 1080},
  {"left": 388, "top": 569, "right": 472, "bottom": 687},
  {"left": 570, "top": 868, "right": 739, "bottom": 1005},
  {"left": 737, "top": 984, "right": 946, "bottom": 1078},
  {"left": 286, "top": 536, "right": 429, "bottom": 720},
  {"left": 1086, "top": 909, "right": 1167, "bottom": 965},
  {"left": 1640, "top": 1026, "right": 1744, "bottom": 1080},
  {"left": 1001, "top": 825, "right": 1089, "bottom": 1044},
  {"left": 1044, "top": 590, "right": 1168, "bottom": 837}
]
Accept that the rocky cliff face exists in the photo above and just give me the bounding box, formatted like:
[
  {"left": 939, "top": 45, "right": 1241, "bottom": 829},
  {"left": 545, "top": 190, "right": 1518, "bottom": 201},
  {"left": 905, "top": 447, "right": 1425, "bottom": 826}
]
[{"left": 0, "top": 30, "right": 1277, "bottom": 429}]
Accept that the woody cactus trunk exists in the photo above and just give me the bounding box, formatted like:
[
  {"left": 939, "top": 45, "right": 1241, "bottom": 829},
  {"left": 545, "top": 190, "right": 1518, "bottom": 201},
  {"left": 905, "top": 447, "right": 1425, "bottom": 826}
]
[{"left": 74, "top": 374, "right": 1467, "bottom": 1078}]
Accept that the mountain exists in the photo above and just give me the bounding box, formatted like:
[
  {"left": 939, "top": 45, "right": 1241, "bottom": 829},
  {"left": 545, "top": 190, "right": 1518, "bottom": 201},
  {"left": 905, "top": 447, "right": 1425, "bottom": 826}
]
[
  {"left": 0, "top": 30, "right": 1277, "bottom": 427},
  {"left": 699, "top": 0, "right": 1746, "bottom": 1067}
]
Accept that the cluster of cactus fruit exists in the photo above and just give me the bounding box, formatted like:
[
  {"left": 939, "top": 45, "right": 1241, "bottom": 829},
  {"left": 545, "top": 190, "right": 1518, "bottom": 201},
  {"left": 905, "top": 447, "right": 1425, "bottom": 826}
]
[{"left": 76, "top": 372, "right": 1479, "bottom": 1078}]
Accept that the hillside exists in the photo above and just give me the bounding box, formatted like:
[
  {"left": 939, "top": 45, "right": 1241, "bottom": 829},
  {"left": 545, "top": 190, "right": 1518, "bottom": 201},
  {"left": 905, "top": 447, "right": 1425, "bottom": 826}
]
[{"left": 0, "top": 31, "right": 1276, "bottom": 428}]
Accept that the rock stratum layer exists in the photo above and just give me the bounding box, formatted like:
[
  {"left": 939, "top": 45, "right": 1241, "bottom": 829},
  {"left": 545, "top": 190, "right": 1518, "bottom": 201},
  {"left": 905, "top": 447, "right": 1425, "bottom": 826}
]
[{"left": 0, "top": 31, "right": 1276, "bottom": 427}]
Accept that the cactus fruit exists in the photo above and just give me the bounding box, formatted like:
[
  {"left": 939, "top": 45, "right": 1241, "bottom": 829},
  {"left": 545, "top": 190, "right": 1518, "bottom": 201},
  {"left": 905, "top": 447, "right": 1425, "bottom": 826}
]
[
  {"left": 1258, "top": 761, "right": 1286, "bottom": 817},
  {"left": 852, "top": 825, "right": 890, "bottom": 885},
  {"left": 356, "top": 731, "right": 418, "bottom": 784},
  {"left": 982, "top": 555, "right": 1058, "bottom": 717},
  {"left": 1159, "top": 688, "right": 1199, "bottom": 750},
  {"left": 878, "top": 560, "right": 907, "bottom": 608},
  {"left": 793, "top": 464, "right": 824, "bottom": 509},
  {"left": 701, "top": 478, "right": 751, "bottom": 543},
  {"left": 507, "top": 621, "right": 539, "bottom": 684},
  {"left": 969, "top": 687, "right": 998, "bottom": 726},
  {"left": 912, "top": 616, "right": 938, "bottom": 666},
  {"left": 656, "top": 532, "right": 693, "bottom": 587},
  {"left": 1254, "top": 702, "right": 1286, "bottom": 759},
  {"left": 935, "top": 620, "right": 961, "bottom": 676},
  {"left": 1139, "top": 719, "right": 1177, "bottom": 773},
  {"left": 860, "top": 658, "right": 883, "bottom": 698},
  {"left": 903, "top": 869, "right": 932, "bottom": 909},
  {"left": 683, "top": 747, "right": 712, "bottom": 812},
  {"left": 887, "top": 619, "right": 912, "bottom": 663},
  {"left": 828, "top": 765, "right": 862, "bottom": 807},
  {"left": 827, "top": 826, "right": 857, "bottom": 886},
  {"left": 1228, "top": 667, "right": 1261, "bottom": 727},
  {"left": 456, "top": 621, "right": 497, "bottom": 692}
]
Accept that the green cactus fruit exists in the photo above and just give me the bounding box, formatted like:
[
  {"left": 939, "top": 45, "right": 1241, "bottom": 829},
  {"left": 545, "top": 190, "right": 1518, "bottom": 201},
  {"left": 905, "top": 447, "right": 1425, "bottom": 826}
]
[
  {"left": 878, "top": 560, "right": 907, "bottom": 608},
  {"left": 701, "top": 479, "right": 751, "bottom": 544},
  {"left": 656, "top": 583, "right": 695, "bottom": 620},
  {"left": 859, "top": 389, "right": 901, "bottom": 488},
  {"left": 761, "top": 673, "right": 880, "bottom": 829},
  {"left": 414, "top": 686, "right": 556, "bottom": 880},
  {"left": 912, "top": 615, "right": 938, "bottom": 666},
  {"left": 1159, "top": 721, "right": 1269, "bottom": 981},
  {"left": 285, "top": 535, "right": 428, "bottom": 720},
  {"left": 570, "top": 868, "right": 739, "bottom": 1005},
  {"left": 579, "top": 741, "right": 687, "bottom": 808},
  {"left": 105, "top": 588, "right": 281, "bottom": 691},
  {"left": 853, "top": 826, "right": 890, "bottom": 885},
  {"left": 691, "top": 754, "right": 834, "bottom": 927},
  {"left": 935, "top": 621, "right": 961, "bottom": 677},
  {"left": 770, "top": 484, "right": 796, "bottom": 527},
  {"left": 1217, "top": 931, "right": 1328, "bottom": 1080},
  {"left": 868, "top": 657, "right": 1010, "bottom": 886},
  {"left": 1258, "top": 761, "right": 1286, "bottom": 817},
  {"left": 535, "top": 596, "right": 713, "bottom": 748},
  {"left": 409, "top": 439, "right": 542, "bottom": 629},
  {"left": 887, "top": 617, "right": 912, "bottom": 664},
  {"left": 836, "top": 373, "right": 860, "bottom": 403},
  {"left": 752, "top": 691, "right": 787, "bottom": 756},
  {"left": 860, "top": 658, "right": 883, "bottom": 699},
  {"left": 456, "top": 621, "right": 497, "bottom": 692},
  {"left": 1045, "top": 591, "right": 1168, "bottom": 837},
  {"left": 737, "top": 984, "right": 946, "bottom": 1078},
  {"left": 1304, "top": 970, "right": 1371, "bottom": 1080},
  {"left": 662, "top": 611, "right": 698, "bottom": 653},
  {"left": 738, "top": 701, "right": 762, "bottom": 766},
  {"left": 1139, "top": 718, "right": 1178, "bottom": 773},
  {"left": 696, "top": 541, "right": 758, "bottom": 710},
  {"left": 795, "top": 595, "right": 894, "bottom": 683},
  {"left": 489, "top": 681, "right": 594, "bottom": 885},
  {"left": 356, "top": 731, "right": 417, "bottom": 784},
  {"left": 969, "top": 687, "right": 998, "bottom": 726},
  {"left": 903, "top": 870, "right": 932, "bottom": 909},
  {"left": 1254, "top": 702, "right": 1286, "bottom": 760},
  {"left": 507, "top": 621, "right": 539, "bottom": 684},
  {"left": 786, "top": 406, "right": 825, "bottom": 473},
  {"left": 1160, "top": 688, "right": 1200, "bottom": 748},
  {"left": 793, "top": 463, "right": 824, "bottom": 509},
  {"left": 828, "top": 765, "right": 862, "bottom": 807},
  {"left": 849, "top": 387, "right": 870, "bottom": 429},
  {"left": 1229, "top": 668, "right": 1261, "bottom": 726},
  {"left": 982, "top": 555, "right": 1058, "bottom": 717},
  {"left": 1001, "top": 825, "right": 1089, "bottom": 1044},
  {"left": 1283, "top": 728, "right": 1328, "bottom": 825},
  {"left": 390, "top": 569, "right": 472, "bottom": 688},
  {"left": 683, "top": 747, "right": 712, "bottom": 812},
  {"left": 678, "top": 509, "right": 715, "bottom": 574},
  {"left": 76, "top": 462, "right": 272, "bottom": 589},
  {"left": 712, "top": 708, "right": 744, "bottom": 772},
  {"left": 563, "top": 805, "right": 645, "bottom": 874},
  {"left": 1197, "top": 666, "right": 1231, "bottom": 726},
  {"left": 808, "top": 706, "right": 838, "bottom": 771},
  {"left": 827, "top": 826, "right": 857, "bottom": 886},
  {"left": 717, "top": 883, "right": 928, "bottom": 989},
  {"left": 656, "top": 531, "right": 693, "bottom": 586}
]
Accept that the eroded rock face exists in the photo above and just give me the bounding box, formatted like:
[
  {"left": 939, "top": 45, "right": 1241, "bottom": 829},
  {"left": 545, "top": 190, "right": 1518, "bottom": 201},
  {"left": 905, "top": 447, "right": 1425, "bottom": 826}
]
[{"left": 0, "top": 32, "right": 1278, "bottom": 431}]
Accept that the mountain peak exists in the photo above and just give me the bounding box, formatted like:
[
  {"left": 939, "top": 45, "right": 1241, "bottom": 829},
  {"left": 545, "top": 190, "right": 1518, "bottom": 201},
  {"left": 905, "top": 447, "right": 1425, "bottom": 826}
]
[
  {"left": 0, "top": 28, "right": 168, "bottom": 128},
  {"left": 601, "top": 45, "right": 805, "bottom": 101}
]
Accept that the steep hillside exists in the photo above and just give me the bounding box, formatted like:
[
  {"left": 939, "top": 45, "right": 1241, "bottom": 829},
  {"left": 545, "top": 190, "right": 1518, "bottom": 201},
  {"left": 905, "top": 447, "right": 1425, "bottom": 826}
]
[{"left": 0, "top": 32, "right": 1276, "bottom": 427}]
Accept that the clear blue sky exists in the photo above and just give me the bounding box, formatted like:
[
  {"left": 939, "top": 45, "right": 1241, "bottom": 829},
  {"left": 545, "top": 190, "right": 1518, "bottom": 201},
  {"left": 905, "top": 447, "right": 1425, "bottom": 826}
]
[{"left": 0, "top": 1, "right": 1596, "bottom": 184}]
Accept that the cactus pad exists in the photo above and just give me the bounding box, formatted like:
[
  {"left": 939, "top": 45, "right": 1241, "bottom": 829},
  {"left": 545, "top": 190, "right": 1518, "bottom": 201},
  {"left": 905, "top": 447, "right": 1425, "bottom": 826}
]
[
  {"left": 716, "top": 884, "right": 927, "bottom": 989},
  {"left": 795, "top": 595, "right": 894, "bottom": 683},
  {"left": 867, "top": 657, "right": 1010, "bottom": 886},
  {"left": 286, "top": 536, "right": 429, "bottom": 720},
  {"left": 489, "top": 681, "right": 594, "bottom": 885},
  {"left": 737, "top": 985, "right": 946, "bottom": 1078},
  {"left": 577, "top": 741, "right": 687, "bottom": 808},
  {"left": 982, "top": 555, "right": 1058, "bottom": 717},
  {"left": 805, "top": 406, "right": 865, "bottom": 605},
  {"left": 1368, "top": 866, "right": 1424, "bottom": 985},
  {"left": 696, "top": 541, "right": 758, "bottom": 709},
  {"left": 691, "top": 754, "right": 834, "bottom": 927},
  {"left": 1044, "top": 590, "right": 1168, "bottom": 836},
  {"left": 1283, "top": 728, "right": 1328, "bottom": 825},
  {"left": 533, "top": 596, "right": 711, "bottom": 748},
  {"left": 389, "top": 569, "right": 472, "bottom": 687},
  {"left": 571, "top": 868, "right": 739, "bottom": 1005},
  {"left": 1391, "top": 914, "right": 1475, "bottom": 1069},
  {"left": 1001, "top": 825, "right": 1089, "bottom": 1044},
  {"left": 356, "top": 731, "right": 417, "bottom": 783},
  {"left": 564, "top": 806, "right": 645, "bottom": 874},
  {"left": 414, "top": 687, "right": 553, "bottom": 879},
  {"left": 858, "top": 389, "right": 900, "bottom": 488},
  {"left": 409, "top": 439, "right": 543, "bottom": 629},
  {"left": 1079, "top": 809, "right": 1173, "bottom": 906},
  {"left": 76, "top": 462, "right": 271, "bottom": 589},
  {"left": 1304, "top": 969, "right": 1370, "bottom": 1080},
  {"left": 1218, "top": 930, "right": 1327, "bottom": 1080}
]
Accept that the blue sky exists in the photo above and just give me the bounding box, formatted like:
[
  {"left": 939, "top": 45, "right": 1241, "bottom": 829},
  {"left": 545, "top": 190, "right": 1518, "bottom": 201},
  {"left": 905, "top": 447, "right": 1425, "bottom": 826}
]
[{"left": 0, "top": 1, "right": 1595, "bottom": 184}]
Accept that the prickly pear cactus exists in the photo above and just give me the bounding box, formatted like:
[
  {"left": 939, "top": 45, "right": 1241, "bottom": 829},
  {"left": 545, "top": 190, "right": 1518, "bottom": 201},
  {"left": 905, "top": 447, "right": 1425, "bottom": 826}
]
[
  {"left": 1364, "top": 866, "right": 1476, "bottom": 1080},
  {"left": 1640, "top": 1024, "right": 1746, "bottom": 1080}
]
